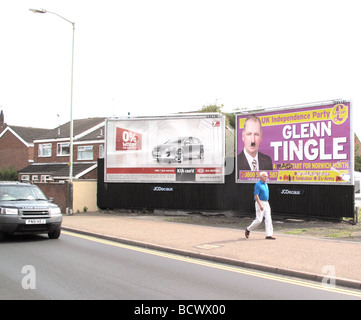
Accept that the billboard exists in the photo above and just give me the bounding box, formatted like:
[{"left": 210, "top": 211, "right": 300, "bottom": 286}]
[
  {"left": 105, "top": 114, "right": 225, "bottom": 183},
  {"left": 236, "top": 101, "right": 353, "bottom": 184}
]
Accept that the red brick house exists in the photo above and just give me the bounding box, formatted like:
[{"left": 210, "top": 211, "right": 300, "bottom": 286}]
[
  {"left": 16, "top": 117, "right": 106, "bottom": 213},
  {"left": 18, "top": 117, "right": 105, "bottom": 183},
  {"left": 0, "top": 111, "right": 49, "bottom": 171},
  {"left": 0, "top": 110, "right": 105, "bottom": 213}
]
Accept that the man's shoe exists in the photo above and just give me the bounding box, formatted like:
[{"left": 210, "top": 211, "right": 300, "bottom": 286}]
[
  {"left": 245, "top": 228, "right": 250, "bottom": 238},
  {"left": 265, "top": 236, "right": 276, "bottom": 240}
]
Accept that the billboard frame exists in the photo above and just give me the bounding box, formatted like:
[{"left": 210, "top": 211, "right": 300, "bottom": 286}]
[
  {"left": 104, "top": 113, "right": 225, "bottom": 184},
  {"left": 235, "top": 100, "right": 354, "bottom": 186}
]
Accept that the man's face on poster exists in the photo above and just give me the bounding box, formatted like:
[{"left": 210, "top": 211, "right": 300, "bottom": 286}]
[{"left": 242, "top": 118, "right": 262, "bottom": 158}]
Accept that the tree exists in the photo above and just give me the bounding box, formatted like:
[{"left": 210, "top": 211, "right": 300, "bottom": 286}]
[
  {"left": 198, "top": 104, "right": 236, "bottom": 157},
  {"left": 355, "top": 144, "right": 361, "bottom": 172},
  {"left": 198, "top": 104, "right": 236, "bottom": 128},
  {"left": 0, "top": 167, "right": 18, "bottom": 181}
]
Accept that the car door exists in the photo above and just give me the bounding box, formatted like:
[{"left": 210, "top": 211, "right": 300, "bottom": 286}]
[
  {"left": 191, "top": 137, "right": 201, "bottom": 158},
  {"left": 183, "top": 137, "right": 192, "bottom": 159}
]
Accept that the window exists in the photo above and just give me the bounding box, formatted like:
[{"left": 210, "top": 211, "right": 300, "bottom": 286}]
[
  {"left": 32, "top": 175, "right": 39, "bottom": 182},
  {"left": 21, "top": 175, "right": 30, "bottom": 181},
  {"left": 38, "top": 143, "right": 52, "bottom": 157},
  {"left": 57, "top": 142, "right": 70, "bottom": 156},
  {"left": 78, "top": 145, "right": 93, "bottom": 160},
  {"left": 41, "top": 175, "right": 53, "bottom": 183}
]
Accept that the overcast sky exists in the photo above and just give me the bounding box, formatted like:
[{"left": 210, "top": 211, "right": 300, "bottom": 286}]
[{"left": 1, "top": 0, "right": 360, "bottom": 138}]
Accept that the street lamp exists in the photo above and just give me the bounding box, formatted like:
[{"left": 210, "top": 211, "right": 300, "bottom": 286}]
[{"left": 30, "top": 8, "right": 75, "bottom": 215}]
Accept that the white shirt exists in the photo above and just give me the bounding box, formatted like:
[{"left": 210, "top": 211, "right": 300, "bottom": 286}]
[{"left": 243, "top": 148, "right": 259, "bottom": 171}]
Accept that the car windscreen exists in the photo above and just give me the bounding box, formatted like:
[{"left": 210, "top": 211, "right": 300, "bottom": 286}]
[
  {"left": 0, "top": 185, "right": 48, "bottom": 201},
  {"left": 164, "top": 138, "right": 183, "bottom": 144}
]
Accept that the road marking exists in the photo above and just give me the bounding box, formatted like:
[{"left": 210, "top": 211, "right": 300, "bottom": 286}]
[{"left": 63, "top": 230, "right": 361, "bottom": 298}]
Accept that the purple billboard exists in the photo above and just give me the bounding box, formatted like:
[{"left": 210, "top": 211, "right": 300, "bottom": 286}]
[{"left": 236, "top": 101, "right": 353, "bottom": 184}]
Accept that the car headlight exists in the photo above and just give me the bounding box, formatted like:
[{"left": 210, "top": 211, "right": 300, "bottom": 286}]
[
  {"left": 49, "top": 207, "right": 62, "bottom": 215},
  {"left": 0, "top": 208, "right": 19, "bottom": 215}
]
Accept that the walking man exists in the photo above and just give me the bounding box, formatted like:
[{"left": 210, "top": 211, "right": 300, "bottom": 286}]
[{"left": 245, "top": 171, "right": 276, "bottom": 240}]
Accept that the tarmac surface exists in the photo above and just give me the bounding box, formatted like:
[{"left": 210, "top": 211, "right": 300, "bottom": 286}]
[{"left": 62, "top": 211, "right": 361, "bottom": 290}]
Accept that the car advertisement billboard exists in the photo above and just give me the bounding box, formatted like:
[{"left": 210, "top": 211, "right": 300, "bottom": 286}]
[
  {"left": 105, "top": 114, "right": 225, "bottom": 183},
  {"left": 236, "top": 101, "right": 353, "bottom": 185}
]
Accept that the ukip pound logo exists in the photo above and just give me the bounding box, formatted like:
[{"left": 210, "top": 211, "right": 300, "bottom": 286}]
[{"left": 331, "top": 104, "right": 348, "bottom": 125}]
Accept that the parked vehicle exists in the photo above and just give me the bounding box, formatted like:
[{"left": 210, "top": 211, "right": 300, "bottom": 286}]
[
  {"left": 152, "top": 136, "right": 204, "bottom": 163},
  {"left": 0, "top": 182, "right": 62, "bottom": 241}
]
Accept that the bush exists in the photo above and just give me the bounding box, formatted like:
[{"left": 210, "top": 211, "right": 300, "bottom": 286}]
[{"left": 0, "top": 167, "right": 18, "bottom": 181}]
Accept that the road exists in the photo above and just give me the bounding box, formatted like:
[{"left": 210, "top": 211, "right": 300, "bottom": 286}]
[{"left": 1, "top": 231, "right": 360, "bottom": 301}]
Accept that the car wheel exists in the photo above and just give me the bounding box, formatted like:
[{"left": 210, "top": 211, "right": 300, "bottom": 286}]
[
  {"left": 199, "top": 149, "right": 204, "bottom": 159},
  {"left": 48, "top": 228, "right": 61, "bottom": 239}
]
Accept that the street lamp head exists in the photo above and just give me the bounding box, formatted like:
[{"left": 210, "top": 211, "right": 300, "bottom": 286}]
[
  {"left": 29, "top": 8, "right": 74, "bottom": 25},
  {"left": 29, "top": 8, "right": 47, "bottom": 14}
]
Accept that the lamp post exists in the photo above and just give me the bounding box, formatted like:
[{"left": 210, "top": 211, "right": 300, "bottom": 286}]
[{"left": 30, "top": 8, "right": 75, "bottom": 215}]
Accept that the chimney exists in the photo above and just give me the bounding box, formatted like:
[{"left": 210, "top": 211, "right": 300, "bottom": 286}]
[{"left": 0, "top": 110, "right": 4, "bottom": 129}]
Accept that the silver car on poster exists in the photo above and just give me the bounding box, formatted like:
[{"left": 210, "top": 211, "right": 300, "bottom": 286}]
[{"left": 152, "top": 136, "right": 204, "bottom": 163}]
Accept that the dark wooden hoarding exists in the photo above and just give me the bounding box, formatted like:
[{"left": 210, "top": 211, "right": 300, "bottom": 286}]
[{"left": 97, "top": 158, "right": 354, "bottom": 220}]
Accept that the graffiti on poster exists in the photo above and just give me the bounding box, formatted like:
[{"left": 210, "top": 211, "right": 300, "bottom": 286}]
[{"left": 236, "top": 102, "right": 353, "bottom": 184}]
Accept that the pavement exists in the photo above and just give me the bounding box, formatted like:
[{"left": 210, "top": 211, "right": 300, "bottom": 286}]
[{"left": 61, "top": 211, "right": 361, "bottom": 290}]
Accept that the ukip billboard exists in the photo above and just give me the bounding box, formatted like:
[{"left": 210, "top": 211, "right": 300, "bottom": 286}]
[{"left": 236, "top": 101, "right": 353, "bottom": 185}]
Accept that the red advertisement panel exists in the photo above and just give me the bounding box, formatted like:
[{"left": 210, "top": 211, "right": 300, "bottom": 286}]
[{"left": 116, "top": 127, "right": 142, "bottom": 151}]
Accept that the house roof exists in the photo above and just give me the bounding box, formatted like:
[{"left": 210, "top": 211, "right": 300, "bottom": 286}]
[
  {"left": 18, "top": 163, "right": 97, "bottom": 179},
  {"left": 0, "top": 117, "right": 106, "bottom": 145},
  {"left": 36, "top": 117, "right": 106, "bottom": 141},
  {"left": 0, "top": 125, "right": 50, "bottom": 146}
]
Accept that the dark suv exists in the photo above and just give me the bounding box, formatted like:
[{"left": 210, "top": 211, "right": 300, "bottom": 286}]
[
  {"left": 0, "top": 182, "right": 62, "bottom": 240},
  {"left": 152, "top": 136, "right": 204, "bottom": 163}
]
